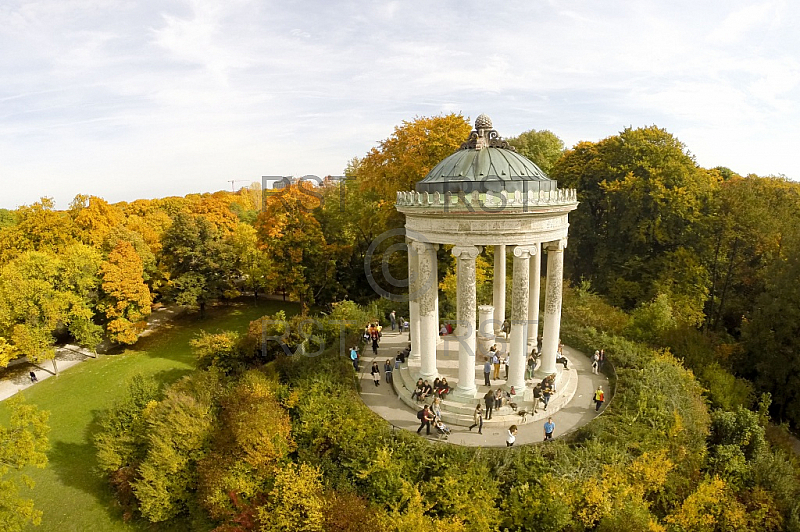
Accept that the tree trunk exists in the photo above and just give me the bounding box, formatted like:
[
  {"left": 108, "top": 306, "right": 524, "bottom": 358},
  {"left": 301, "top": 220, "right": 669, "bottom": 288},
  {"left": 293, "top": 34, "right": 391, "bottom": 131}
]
[
  {"left": 52, "top": 357, "right": 59, "bottom": 376},
  {"left": 713, "top": 237, "right": 739, "bottom": 331},
  {"left": 704, "top": 233, "right": 723, "bottom": 335},
  {"left": 199, "top": 300, "right": 206, "bottom": 319}
]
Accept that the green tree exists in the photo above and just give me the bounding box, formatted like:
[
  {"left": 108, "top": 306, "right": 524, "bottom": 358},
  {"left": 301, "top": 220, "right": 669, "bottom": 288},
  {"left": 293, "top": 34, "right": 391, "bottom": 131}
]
[
  {"left": 228, "top": 223, "right": 274, "bottom": 300},
  {"left": 506, "top": 128, "right": 565, "bottom": 174},
  {"left": 552, "top": 126, "right": 719, "bottom": 322},
  {"left": 0, "top": 396, "right": 50, "bottom": 531},
  {"left": 160, "top": 213, "right": 236, "bottom": 317},
  {"left": 131, "top": 370, "right": 224, "bottom": 522},
  {"left": 741, "top": 227, "right": 800, "bottom": 426}
]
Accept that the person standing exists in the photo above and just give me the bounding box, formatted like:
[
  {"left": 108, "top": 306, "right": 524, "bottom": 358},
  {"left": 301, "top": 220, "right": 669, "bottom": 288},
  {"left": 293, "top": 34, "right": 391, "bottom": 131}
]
[
  {"left": 384, "top": 359, "right": 393, "bottom": 383},
  {"left": 484, "top": 389, "right": 495, "bottom": 420},
  {"left": 390, "top": 310, "right": 397, "bottom": 331},
  {"left": 591, "top": 350, "right": 600, "bottom": 374},
  {"left": 503, "top": 354, "right": 509, "bottom": 380},
  {"left": 526, "top": 351, "right": 536, "bottom": 380},
  {"left": 506, "top": 424, "right": 518, "bottom": 447},
  {"left": 370, "top": 362, "right": 381, "bottom": 387},
  {"left": 431, "top": 397, "right": 442, "bottom": 421},
  {"left": 469, "top": 403, "right": 483, "bottom": 434},
  {"left": 350, "top": 346, "right": 359, "bottom": 371},
  {"left": 543, "top": 417, "right": 555, "bottom": 440},
  {"left": 532, "top": 384, "right": 542, "bottom": 414},
  {"left": 483, "top": 357, "right": 492, "bottom": 386},
  {"left": 492, "top": 347, "right": 501, "bottom": 380},
  {"left": 542, "top": 381, "right": 552, "bottom": 410},
  {"left": 594, "top": 386, "right": 605, "bottom": 412},
  {"left": 371, "top": 327, "right": 381, "bottom": 356},
  {"left": 416, "top": 405, "right": 434, "bottom": 435}
]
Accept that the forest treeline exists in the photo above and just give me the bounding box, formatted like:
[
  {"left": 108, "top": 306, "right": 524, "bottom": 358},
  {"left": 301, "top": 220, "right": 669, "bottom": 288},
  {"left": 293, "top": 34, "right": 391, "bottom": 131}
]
[{"left": 2, "top": 113, "right": 800, "bottom": 530}]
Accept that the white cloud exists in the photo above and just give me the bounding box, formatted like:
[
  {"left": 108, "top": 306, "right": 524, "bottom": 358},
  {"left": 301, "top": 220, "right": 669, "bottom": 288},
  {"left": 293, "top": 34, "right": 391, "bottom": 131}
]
[{"left": 0, "top": 0, "right": 799, "bottom": 209}]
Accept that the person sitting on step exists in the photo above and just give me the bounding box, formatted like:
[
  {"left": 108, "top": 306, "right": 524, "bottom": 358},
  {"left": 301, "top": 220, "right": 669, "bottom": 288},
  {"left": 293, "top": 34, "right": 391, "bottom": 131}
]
[{"left": 436, "top": 378, "right": 451, "bottom": 398}]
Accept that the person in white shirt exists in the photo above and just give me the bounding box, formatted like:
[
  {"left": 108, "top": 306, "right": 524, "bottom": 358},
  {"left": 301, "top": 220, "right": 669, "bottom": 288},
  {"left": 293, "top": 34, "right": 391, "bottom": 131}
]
[{"left": 506, "top": 424, "right": 518, "bottom": 447}]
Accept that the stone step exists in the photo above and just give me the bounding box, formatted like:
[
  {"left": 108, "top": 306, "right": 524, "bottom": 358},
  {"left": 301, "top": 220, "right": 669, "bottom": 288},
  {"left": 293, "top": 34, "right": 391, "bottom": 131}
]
[{"left": 390, "top": 356, "right": 579, "bottom": 427}]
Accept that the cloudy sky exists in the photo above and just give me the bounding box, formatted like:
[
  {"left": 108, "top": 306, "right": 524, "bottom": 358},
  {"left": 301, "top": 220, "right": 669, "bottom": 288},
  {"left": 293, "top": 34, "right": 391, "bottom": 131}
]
[{"left": 1, "top": 0, "right": 798, "bottom": 209}]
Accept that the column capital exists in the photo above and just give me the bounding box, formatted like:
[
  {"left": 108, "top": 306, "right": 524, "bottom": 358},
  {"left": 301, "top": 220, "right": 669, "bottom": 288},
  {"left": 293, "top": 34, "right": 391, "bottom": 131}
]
[
  {"left": 411, "top": 240, "right": 438, "bottom": 254},
  {"left": 512, "top": 245, "right": 537, "bottom": 259},
  {"left": 544, "top": 238, "right": 568, "bottom": 252},
  {"left": 452, "top": 245, "right": 482, "bottom": 259}
]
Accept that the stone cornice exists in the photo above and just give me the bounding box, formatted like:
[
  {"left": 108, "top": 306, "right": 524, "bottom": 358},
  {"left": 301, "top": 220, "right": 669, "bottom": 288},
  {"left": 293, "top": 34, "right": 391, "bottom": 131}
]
[{"left": 396, "top": 189, "right": 578, "bottom": 212}]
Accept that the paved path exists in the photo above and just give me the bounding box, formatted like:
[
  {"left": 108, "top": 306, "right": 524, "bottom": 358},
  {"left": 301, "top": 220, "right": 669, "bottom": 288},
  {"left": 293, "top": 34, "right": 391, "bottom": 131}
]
[
  {"left": 358, "top": 326, "right": 610, "bottom": 447},
  {"left": 0, "top": 306, "right": 183, "bottom": 401}
]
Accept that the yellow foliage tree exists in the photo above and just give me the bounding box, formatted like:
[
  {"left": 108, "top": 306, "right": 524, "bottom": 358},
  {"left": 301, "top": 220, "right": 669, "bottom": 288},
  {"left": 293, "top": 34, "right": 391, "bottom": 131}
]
[
  {"left": 100, "top": 241, "right": 152, "bottom": 344},
  {"left": 665, "top": 476, "right": 749, "bottom": 532},
  {"left": 257, "top": 462, "right": 326, "bottom": 532},
  {"left": 72, "top": 195, "right": 124, "bottom": 246}
]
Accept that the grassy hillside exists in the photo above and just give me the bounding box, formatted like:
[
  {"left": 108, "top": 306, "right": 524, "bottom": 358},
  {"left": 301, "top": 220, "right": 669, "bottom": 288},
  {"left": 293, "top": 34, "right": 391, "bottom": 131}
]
[{"left": 0, "top": 299, "right": 298, "bottom": 532}]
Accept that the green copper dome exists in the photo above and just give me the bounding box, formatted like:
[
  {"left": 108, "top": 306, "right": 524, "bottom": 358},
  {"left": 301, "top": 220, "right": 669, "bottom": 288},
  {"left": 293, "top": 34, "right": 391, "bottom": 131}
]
[{"left": 415, "top": 115, "right": 558, "bottom": 195}]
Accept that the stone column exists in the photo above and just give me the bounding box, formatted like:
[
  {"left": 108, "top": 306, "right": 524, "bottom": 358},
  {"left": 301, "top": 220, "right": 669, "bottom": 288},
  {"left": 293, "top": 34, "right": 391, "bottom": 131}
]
[
  {"left": 492, "top": 244, "right": 506, "bottom": 334},
  {"left": 452, "top": 245, "right": 480, "bottom": 397},
  {"left": 540, "top": 239, "right": 566, "bottom": 375},
  {"left": 406, "top": 239, "right": 421, "bottom": 359},
  {"left": 527, "top": 242, "right": 542, "bottom": 347},
  {"left": 413, "top": 241, "right": 439, "bottom": 381},
  {"left": 508, "top": 245, "right": 535, "bottom": 392}
]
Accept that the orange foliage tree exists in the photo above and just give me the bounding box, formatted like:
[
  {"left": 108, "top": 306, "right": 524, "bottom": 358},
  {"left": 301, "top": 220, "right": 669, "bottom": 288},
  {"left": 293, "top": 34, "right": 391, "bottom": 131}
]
[{"left": 99, "top": 241, "right": 152, "bottom": 344}]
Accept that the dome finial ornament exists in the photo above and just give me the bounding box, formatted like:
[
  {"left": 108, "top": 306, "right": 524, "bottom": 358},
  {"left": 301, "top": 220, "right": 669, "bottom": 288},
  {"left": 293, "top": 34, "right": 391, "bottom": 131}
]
[
  {"left": 460, "top": 113, "right": 515, "bottom": 151},
  {"left": 475, "top": 114, "right": 492, "bottom": 131}
]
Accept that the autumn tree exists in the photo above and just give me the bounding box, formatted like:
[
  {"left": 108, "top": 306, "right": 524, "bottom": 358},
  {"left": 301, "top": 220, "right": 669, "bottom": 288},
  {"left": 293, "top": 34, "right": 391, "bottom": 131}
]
[
  {"left": 0, "top": 252, "right": 66, "bottom": 371},
  {"left": 313, "top": 176, "right": 394, "bottom": 303},
  {"left": 228, "top": 223, "right": 273, "bottom": 301},
  {"left": 190, "top": 192, "right": 239, "bottom": 235},
  {"left": 506, "top": 128, "right": 565, "bottom": 174},
  {"left": 196, "top": 371, "right": 294, "bottom": 520},
  {"left": 0, "top": 198, "right": 77, "bottom": 264},
  {"left": 100, "top": 241, "right": 153, "bottom": 344},
  {"left": 256, "top": 183, "right": 333, "bottom": 310},
  {"left": 0, "top": 245, "right": 103, "bottom": 370},
  {"left": 0, "top": 396, "right": 50, "bottom": 532},
  {"left": 70, "top": 195, "right": 124, "bottom": 246},
  {"left": 357, "top": 113, "right": 472, "bottom": 202}
]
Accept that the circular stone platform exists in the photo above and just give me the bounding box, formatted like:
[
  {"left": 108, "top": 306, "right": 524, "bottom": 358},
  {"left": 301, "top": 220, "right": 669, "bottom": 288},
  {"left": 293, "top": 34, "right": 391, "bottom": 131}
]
[{"left": 357, "top": 326, "right": 610, "bottom": 447}]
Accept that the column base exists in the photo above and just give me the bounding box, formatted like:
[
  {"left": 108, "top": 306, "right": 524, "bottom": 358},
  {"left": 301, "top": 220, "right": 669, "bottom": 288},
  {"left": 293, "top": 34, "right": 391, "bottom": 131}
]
[{"left": 452, "top": 385, "right": 478, "bottom": 400}]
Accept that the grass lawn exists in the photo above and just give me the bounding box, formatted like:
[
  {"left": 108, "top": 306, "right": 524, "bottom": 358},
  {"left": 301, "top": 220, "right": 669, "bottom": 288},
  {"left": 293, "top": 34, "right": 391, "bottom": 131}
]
[{"left": 0, "top": 298, "right": 298, "bottom": 532}]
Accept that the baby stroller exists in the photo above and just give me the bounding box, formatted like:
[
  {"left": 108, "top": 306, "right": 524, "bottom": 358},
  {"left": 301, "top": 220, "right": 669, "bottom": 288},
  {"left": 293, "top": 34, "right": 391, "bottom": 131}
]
[{"left": 434, "top": 419, "right": 451, "bottom": 440}]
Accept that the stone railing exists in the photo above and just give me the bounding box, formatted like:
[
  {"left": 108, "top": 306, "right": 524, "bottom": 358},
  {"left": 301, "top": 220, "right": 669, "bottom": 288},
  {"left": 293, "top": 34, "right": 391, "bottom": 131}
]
[{"left": 396, "top": 189, "right": 578, "bottom": 209}]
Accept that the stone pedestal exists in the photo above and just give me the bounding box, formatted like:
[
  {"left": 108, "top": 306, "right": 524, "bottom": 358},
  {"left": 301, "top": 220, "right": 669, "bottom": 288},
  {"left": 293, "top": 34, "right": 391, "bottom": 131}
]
[{"left": 476, "top": 304, "right": 495, "bottom": 359}]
